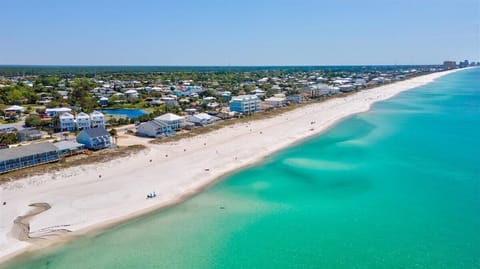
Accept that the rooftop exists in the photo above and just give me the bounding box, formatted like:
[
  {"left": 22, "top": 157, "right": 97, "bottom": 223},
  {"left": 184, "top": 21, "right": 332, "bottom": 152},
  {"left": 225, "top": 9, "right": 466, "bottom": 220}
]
[
  {"left": 59, "top": 112, "right": 74, "bottom": 119},
  {"left": 190, "top": 113, "right": 213, "bottom": 120},
  {"left": 5, "top": 105, "right": 25, "bottom": 111},
  {"left": 77, "top": 112, "right": 90, "bottom": 118},
  {"left": 231, "top": 95, "right": 259, "bottom": 101},
  {"left": 46, "top": 107, "right": 72, "bottom": 112},
  {"left": 155, "top": 113, "right": 184, "bottom": 121},
  {"left": 90, "top": 111, "right": 104, "bottom": 116},
  {"left": 80, "top": 127, "right": 109, "bottom": 138},
  {"left": 0, "top": 142, "right": 58, "bottom": 162},
  {"left": 53, "top": 141, "right": 85, "bottom": 151},
  {"left": 142, "top": 120, "right": 168, "bottom": 128}
]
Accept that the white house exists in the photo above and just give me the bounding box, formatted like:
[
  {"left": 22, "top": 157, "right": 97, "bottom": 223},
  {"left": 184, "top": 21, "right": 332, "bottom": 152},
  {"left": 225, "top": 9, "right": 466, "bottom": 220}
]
[
  {"left": 3, "top": 105, "right": 25, "bottom": 119},
  {"left": 264, "top": 94, "right": 287, "bottom": 108},
  {"left": 4, "top": 105, "right": 25, "bottom": 114},
  {"left": 46, "top": 107, "right": 72, "bottom": 117},
  {"left": 304, "top": 84, "right": 338, "bottom": 97},
  {"left": 253, "top": 88, "right": 265, "bottom": 97},
  {"left": 161, "top": 96, "right": 178, "bottom": 107},
  {"left": 98, "top": 96, "right": 109, "bottom": 106},
  {"left": 76, "top": 112, "right": 91, "bottom": 130},
  {"left": 59, "top": 112, "right": 75, "bottom": 132},
  {"left": 154, "top": 113, "right": 185, "bottom": 130},
  {"left": 258, "top": 77, "right": 269, "bottom": 83},
  {"left": 202, "top": 96, "right": 216, "bottom": 103},
  {"left": 187, "top": 113, "right": 218, "bottom": 126},
  {"left": 90, "top": 111, "right": 105, "bottom": 129},
  {"left": 220, "top": 91, "right": 231, "bottom": 97},
  {"left": 229, "top": 95, "right": 260, "bottom": 114},
  {"left": 124, "top": 89, "right": 139, "bottom": 98}
]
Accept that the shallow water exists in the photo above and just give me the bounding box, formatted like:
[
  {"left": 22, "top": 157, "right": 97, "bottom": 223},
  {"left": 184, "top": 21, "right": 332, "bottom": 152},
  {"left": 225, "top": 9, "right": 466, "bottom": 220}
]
[{"left": 3, "top": 68, "right": 479, "bottom": 269}]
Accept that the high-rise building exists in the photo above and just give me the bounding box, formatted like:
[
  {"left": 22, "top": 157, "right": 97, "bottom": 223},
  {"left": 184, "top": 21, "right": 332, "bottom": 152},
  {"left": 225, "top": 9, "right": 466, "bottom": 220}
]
[
  {"left": 443, "top": 61, "right": 457, "bottom": 70},
  {"left": 459, "top": 60, "right": 469, "bottom": 68}
]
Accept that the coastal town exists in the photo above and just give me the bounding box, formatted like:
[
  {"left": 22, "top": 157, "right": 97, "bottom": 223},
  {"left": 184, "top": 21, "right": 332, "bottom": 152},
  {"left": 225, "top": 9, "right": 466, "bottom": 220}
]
[
  {"left": 1, "top": 0, "right": 479, "bottom": 267},
  {"left": 0, "top": 61, "right": 477, "bottom": 175},
  {"left": 0, "top": 65, "right": 470, "bottom": 264}
]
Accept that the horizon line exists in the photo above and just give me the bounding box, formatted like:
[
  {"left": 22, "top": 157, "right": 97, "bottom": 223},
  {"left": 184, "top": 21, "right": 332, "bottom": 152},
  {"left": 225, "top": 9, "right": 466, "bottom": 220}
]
[{"left": 0, "top": 63, "right": 447, "bottom": 68}]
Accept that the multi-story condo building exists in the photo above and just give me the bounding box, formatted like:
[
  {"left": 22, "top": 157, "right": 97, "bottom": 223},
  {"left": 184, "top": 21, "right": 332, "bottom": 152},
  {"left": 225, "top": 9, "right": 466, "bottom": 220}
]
[
  {"left": 154, "top": 113, "right": 185, "bottom": 130},
  {"left": 229, "top": 95, "right": 260, "bottom": 114}
]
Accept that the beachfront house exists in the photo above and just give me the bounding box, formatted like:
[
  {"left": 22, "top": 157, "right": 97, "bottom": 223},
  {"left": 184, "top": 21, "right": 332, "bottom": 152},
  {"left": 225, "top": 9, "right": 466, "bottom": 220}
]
[
  {"left": 0, "top": 142, "right": 60, "bottom": 174},
  {"left": 154, "top": 113, "right": 185, "bottom": 130},
  {"left": 136, "top": 120, "right": 173, "bottom": 138},
  {"left": 76, "top": 127, "right": 111, "bottom": 150},
  {"left": 59, "top": 112, "right": 76, "bottom": 132},
  {"left": 90, "top": 111, "right": 105, "bottom": 129},
  {"left": 303, "top": 84, "right": 339, "bottom": 98},
  {"left": 286, "top": 94, "right": 304, "bottom": 104},
  {"left": 186, "top": 113, "right": 218, "bottom": 126},
  {"left": 53, "top": 141, "right": 85, "bottom": 156},
  {"left": 76, "top": 112, "right": 91, "bottom": 130},
  {"left": 264, "top": 94, "right": 287, "bottom": 108},
  {"left": 229, "top": 95, "right": 260, "bottom": 114}
]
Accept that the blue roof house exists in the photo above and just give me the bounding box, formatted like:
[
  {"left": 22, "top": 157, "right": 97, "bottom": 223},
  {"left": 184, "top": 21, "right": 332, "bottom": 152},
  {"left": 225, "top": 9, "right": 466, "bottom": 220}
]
[{"left": 76, "top": 127, "right": 111, "bottom": 150}]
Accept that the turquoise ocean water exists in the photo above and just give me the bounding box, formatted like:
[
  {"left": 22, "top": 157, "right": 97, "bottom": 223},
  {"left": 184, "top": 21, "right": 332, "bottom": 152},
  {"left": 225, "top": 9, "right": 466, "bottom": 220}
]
[{"left": 2, "top": 68, "right": 479, "bottom": 269}]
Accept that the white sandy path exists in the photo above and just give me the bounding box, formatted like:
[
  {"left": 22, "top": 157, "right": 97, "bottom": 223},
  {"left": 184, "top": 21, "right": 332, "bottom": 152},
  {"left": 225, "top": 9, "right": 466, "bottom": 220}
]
[{"left": 0, "top": 68, "right": 465, "bottom": 262}]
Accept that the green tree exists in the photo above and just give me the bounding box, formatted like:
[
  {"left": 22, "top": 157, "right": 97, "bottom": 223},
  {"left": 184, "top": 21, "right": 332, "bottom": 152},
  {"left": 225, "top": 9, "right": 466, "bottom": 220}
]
[
  {"left": 6, "top": 89, "right": 24, "bottom": 104},
  {"left": 0, "top": 133, "right": 19, "bottom": 145},
  {"left": 69, "top": 78, "right": 97, "bottom": 112},
  {"left": 109, "top": 128, "right": 118, "bottom": 144},
  {"left": 25, "top": 114, "right": 42, "bottom": 127},
  {"left": 51, "top": 115, "right": 60, "bottom": 131}
]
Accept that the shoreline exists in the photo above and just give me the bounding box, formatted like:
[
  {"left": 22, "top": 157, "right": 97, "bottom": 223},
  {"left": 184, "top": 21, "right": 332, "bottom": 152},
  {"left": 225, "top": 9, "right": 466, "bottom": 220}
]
[{"left": 0, "top": 68, "right": 468, "bottom": 265}]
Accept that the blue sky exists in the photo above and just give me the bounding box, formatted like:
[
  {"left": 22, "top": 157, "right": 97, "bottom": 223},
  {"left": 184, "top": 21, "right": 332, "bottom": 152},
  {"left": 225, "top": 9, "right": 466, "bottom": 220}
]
[{"left": 0, "top": 0, "right": 478, "bottom": 65}]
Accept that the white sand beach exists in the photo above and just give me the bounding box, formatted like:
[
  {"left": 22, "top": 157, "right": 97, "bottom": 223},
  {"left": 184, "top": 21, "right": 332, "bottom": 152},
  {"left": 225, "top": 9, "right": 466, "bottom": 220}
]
[{"left": 0, "top": 69, "right": 463, "bottom": 262}]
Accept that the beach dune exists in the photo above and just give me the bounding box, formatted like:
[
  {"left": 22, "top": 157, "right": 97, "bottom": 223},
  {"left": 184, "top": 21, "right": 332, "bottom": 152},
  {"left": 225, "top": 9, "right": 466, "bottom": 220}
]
[{"left": 0, "top": 69, "right": 462, "bottom": 263}]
